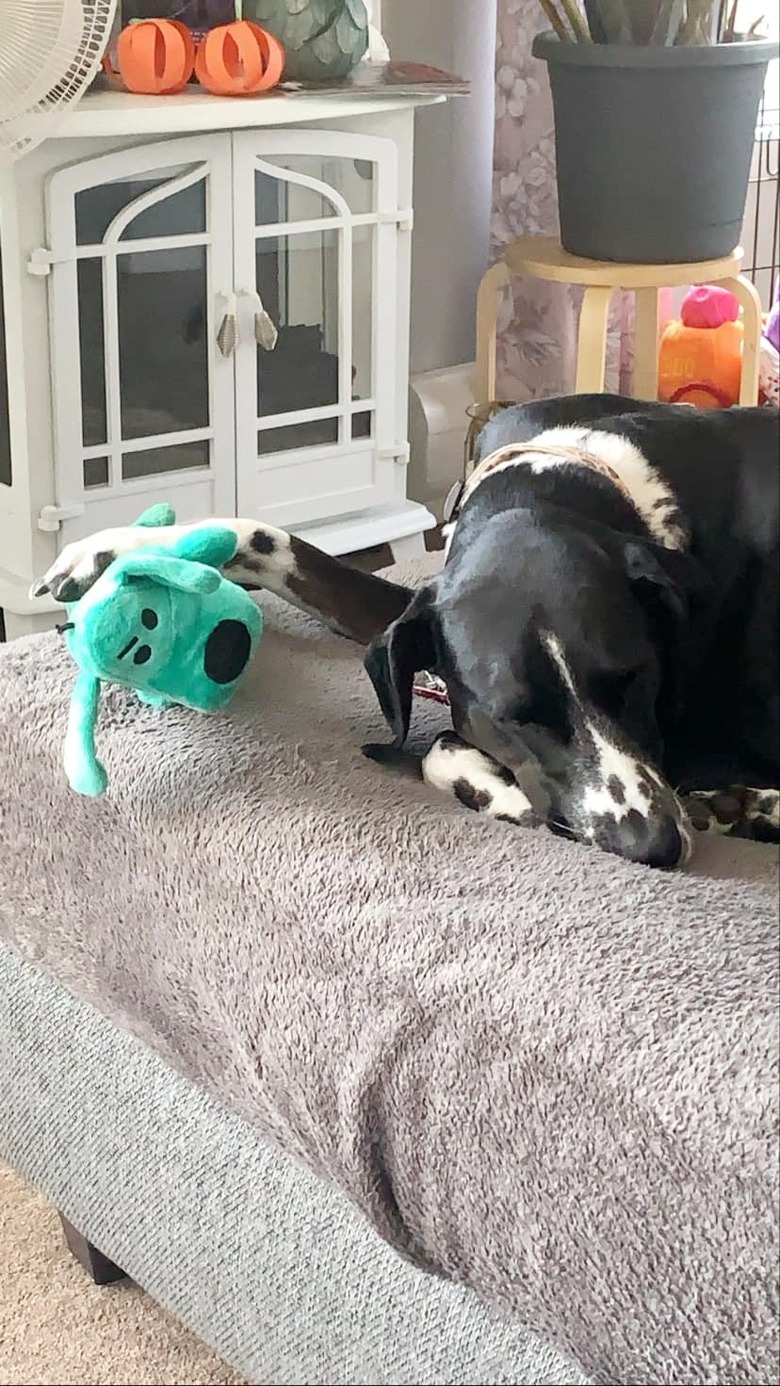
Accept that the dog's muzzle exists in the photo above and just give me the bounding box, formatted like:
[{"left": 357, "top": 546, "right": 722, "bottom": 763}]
[
  {"left": 547, "top": 757, "right": 693, "bottom": 870},
  {"left": 599, "top": 810, "right": 691, "bottom": 870}
]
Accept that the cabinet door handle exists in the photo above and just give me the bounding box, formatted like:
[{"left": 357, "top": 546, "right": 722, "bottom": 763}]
[
  {"left": 216, "top": 291, "right": 238, "bottom": 358},
  {"left": 238, "top": 287, "right": 278, "bottom": 351}
]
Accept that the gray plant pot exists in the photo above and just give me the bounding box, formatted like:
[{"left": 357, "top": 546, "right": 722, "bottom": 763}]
[{"left": 532, "top": 33, "right": 779, "bottom": 263}]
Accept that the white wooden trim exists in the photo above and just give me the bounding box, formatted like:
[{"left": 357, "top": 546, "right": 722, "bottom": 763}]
[
  {"left": 255, "top": 215, "right": 345, "bottom": 240},
  {"left": 83, "top": 465, "right": 213, "bottom": 501},
  {"left": 46, "top": 168, "right": 84, "bottom": 527},
  {"left": 44, "top": 134, "right": 229, "bottom": 208},
  {"left": 257, "top": 403, "right": 340, "bottom": 430},
  {"left": 255, "top": 399, "right": 376, "bottom": 431},
  {"left": 102, "top": 251, "right": 121, "bottom": 485},
  {"left": 51, "top": 90, "right": 444, "bottom": 141},
  {"left": 57, "top": 233, "right": 210, "bottom": 260},
  {"left": 338, "top": 223, "right": 353, "bottom": 445},
  {"left": 82, "top": 425, "right": 213, "bottom": 458},
  {"left": 0, "top": 172, "right": 26, "bottom": 499},
  {"left": 255, "top": 437, "right": 381, "bottom": 468}
]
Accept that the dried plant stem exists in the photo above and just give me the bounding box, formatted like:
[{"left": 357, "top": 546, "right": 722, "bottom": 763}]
[
  {"left": 536, "top": 0, "right": 756, "bottom": 46},
  {"left": 716, "top": 0, "right": 730, "bottom": 41},
  {"left": 538, "top": 0, "right": 572, "bottom": 41},
  {"left": 678, "top": 0, "right": 716, "bottom": 43},
  {"left": 558, "top": 0, "right": 594, "bottom": 41},
  {"left": 724, "top": 0, "right": 741, "bottom": 40},
  {"left": 649, "top": 0, "right": 686, "bottom": 43}
]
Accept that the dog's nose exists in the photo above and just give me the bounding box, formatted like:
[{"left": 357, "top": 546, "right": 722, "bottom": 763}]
[{"left": 614, "top": 813, "right": 686, "bottom": 870}]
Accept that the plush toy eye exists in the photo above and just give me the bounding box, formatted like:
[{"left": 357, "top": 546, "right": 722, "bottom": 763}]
[
  {"left": 141, "top": 608, "right": 158, "bottom": 629},
  {"left": 133, "top": 645, "right": 152, "bottom": 665}
]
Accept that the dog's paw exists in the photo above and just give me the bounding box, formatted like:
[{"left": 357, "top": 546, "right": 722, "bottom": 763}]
[
  {"left": 30, "top": 526, "right": 174, "bottom": 602},
  {"left": 422, "top": 732, "right": 541, "bottom": 828},
  {"left": 682, "top": 786, "right": 780, "bottom": 843}
]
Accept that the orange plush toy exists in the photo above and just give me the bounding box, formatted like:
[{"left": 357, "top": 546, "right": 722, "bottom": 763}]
[{"left": 658, "top": 285, "right": 744, "bottom": 409}]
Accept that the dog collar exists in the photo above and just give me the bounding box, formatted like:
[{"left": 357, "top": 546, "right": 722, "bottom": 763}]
[{"left": 460, "top": 440, "right": 634, "bottom": 514}]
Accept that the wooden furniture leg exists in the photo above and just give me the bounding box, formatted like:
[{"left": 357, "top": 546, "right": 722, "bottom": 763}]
[
  {"left": 722, "top": 274, "right": 763, "bottom": 405},
  {"left": 59, "top": 1213, "right": 129, "bottom": 1285},
  {"left": 633, "top": 287, "right": 660, "bottom": 400},
  {"left": 575, "top": 286, "right": 613, "bottom": 393},
  {"left": 475, "top": 259, "right": 510, "bottom": 403}
]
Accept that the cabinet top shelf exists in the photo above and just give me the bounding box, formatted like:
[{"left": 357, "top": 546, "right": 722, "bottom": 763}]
[{"left": 50, "top": 87, "right": 445, "bottom": 140}]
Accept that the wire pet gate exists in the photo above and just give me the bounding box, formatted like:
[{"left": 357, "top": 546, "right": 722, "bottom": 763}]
[{"left": 743, "top": 90, "right": 780, "bottom": 309}]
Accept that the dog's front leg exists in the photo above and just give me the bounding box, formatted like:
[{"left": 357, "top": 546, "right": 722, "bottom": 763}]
[
  {"left": 32, "top": 519, "right": 412, "bottom": 645},
  {"left": 365, "top": 731, "right": 541, "bottom": 829}
]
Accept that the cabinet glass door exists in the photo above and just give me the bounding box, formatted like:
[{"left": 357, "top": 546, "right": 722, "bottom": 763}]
[
  {"left": 46, "top": 134, "right": 235, "bottom": 546},
  {"left": 233, "top": 130, "right": 400, "bottom": 530}
]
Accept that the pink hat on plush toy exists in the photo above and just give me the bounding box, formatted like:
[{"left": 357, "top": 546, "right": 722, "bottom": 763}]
[{"left": 680, "top": 284, "right": 740, "bottom": 329}]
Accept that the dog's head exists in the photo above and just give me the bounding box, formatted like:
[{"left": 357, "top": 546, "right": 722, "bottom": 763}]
[{"left": 365, "top": 510, "right": 711, "bottom": 869}]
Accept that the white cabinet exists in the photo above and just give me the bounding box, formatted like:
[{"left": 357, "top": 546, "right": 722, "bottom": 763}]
[{"left": 0, "top": 92, "right": 439, "bottom": 637}]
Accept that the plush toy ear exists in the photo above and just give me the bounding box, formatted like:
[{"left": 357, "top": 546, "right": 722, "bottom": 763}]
[
  {"left": 64, "top": 671, "right": 108, "bottom": 796},
  {"left": 115, "top": 552, "right": 222, "bottom": 595},
  {"left": 166, "top": 526, "right": 239, "bottom": 570},
  {"left": 134, "top": 503, "right": 177, "bottom": 528}
]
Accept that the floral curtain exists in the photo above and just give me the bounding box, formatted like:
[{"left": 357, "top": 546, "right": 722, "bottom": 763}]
[{"left": 492, "top": 1, "right": 634, "bottom": 400}]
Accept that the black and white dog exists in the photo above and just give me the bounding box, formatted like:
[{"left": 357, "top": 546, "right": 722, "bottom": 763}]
[{"left": 33, "top": 394, "right": 779, "bottom": 869}]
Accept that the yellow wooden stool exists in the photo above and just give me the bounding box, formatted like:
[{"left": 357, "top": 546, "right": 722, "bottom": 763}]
[{"left": 475, "top": 234, "right": 763, "bottom": 407}]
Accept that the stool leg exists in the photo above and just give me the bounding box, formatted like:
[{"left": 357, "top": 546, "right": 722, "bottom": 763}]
[
  {"left": 575, "top": 286, "right": 612, "bottom": 393},
  {"left": 59, "top": 1213, "right": 128, "bottom": 1285},
  {"left": 721, "top": 274, "right": 763, "bottom": 405},
  {"left": 475, "top": 259, "right": 510, "bottom": 403},
  {"left": 633, "top": 287, "right": 660, "bottom": 400}
]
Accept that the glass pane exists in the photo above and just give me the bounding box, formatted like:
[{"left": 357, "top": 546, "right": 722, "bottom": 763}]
[
  {"left": 255, "top": 170, "right": 331, "bottom": 226},
  {"left": 254, "top": 154, "right": 375, "bottom": 219},
  {"left": 0, "top": 249, "right": 11, "bottom": 487},
  {"left": 351, "top": 224, "right": 373, "bottom": 402},
  {"left": 76, "top": 166, "right": 203, "bottom": 244},
  {"left": 120, "top": 177, "right": 206, "bottom": 241},
  {"left": 352, "top": 409, "right": 372, "bottom": 441},
  {"left": 257, "top": 229, "right": 340, "bottom": 420},
  {"left": 122, "top": 439, "right": 209, "bottom": 481},
  {"left": 78, "top": 259, "right": 106, "bottom": 447},
  {"left": 118, "top": 245, "right": 208, "bottom": 440},
  {"left": 83, "top": 456, "right": 109, "bottom": 488},
  {"left": 257, "top": 419, "right": 338, "bottom": 457}
]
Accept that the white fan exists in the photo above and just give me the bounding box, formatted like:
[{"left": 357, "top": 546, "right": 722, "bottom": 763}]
[{"left": 0, "top": 0, "right": 118, "bottom": 163}]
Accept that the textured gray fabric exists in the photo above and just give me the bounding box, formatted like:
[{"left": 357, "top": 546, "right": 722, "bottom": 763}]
[
  {"left": 0, "top": 942, "right": 581, "bottom": 1386},
  {"left": 0, "top": 558, "right": 778, "bottom": 1386}
]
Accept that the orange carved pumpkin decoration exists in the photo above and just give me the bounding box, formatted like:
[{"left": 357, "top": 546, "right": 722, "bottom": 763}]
[
  {"left": 194, "top": 20, "right": 284, "bottom": 97},
  {"left": 115, "top": 19, "right": 195, "bottom": 96}
]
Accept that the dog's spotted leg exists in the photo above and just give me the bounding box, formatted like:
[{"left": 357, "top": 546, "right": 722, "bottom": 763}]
[
  {"left": 681, "top": 787, "right": 780, "bottom": 843},
  {"left": 31, "top": 520, "right": 410, "bottom": 645},
  {"left": 421, "top": 731, "right": 540, "bottom": 827}
]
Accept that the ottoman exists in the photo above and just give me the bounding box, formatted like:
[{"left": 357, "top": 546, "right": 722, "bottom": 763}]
[{"left": 0, "top": 559, "right": 777, "bottom": 1385}]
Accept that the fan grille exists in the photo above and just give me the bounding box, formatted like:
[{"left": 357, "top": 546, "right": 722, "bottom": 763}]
[{"left": 0, "top": 0, "right": 117, "bottom": 161}]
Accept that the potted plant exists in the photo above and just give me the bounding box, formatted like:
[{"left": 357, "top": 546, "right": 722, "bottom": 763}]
[{"left": 532, "top": 1, "right": 779, "bottom": 262}]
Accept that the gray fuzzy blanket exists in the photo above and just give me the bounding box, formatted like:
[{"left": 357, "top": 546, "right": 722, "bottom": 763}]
[{"left": 0, "top": 559, "right": 777, "bottom": 1386}]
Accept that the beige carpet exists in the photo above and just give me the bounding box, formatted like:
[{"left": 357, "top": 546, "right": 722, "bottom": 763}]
[{"left": 0, "top": 1163, "right": 246, "bottom": 1386}]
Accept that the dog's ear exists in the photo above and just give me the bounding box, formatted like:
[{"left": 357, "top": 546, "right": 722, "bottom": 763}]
[
  {"left": 623, "top": 540, "right": 712, "bottom": 624},
  {"left": 363, "top": 587, "right": 437, "bottom": 746}
]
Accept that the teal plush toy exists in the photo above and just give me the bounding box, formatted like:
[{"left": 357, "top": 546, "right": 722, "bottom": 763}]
[{"left": 60, "top": 504, "right": 263, "bottom": 796}]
